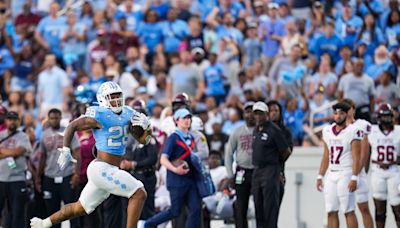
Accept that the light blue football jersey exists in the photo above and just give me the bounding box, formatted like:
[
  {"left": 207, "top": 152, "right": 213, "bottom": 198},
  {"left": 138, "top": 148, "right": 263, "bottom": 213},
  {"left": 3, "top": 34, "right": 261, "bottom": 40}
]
[{"left": 85, "top": 106, "right": 135, "bottom": 156}]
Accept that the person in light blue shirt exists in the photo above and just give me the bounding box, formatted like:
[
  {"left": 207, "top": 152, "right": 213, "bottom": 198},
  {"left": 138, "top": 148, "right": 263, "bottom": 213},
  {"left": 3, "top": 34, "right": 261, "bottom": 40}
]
[
  {"left": 222, "top": 107, "right": 244, "bottom": 136},
  {"left": 243, "top": 24, "right": 262, "bottom": 69},
  {"left": 203, "top": 53, "right": 226, "bottom": 105},
  {"left": 191, "top": 0, "right": 218, "bottom": 22},
  {"left": 283, "top": 97, "right": 305, "bottom": 146},
  {"left": 385, "top": 10, "right": 400, "bottom": 51},
  {"left": 334, "top": 4, "right": 363, "bottom": 48},
  {"left": 0, "top": 45, "right": 14, "bottom": 77},
  {"left": 356, "top": 0, "right": 384, "bottom": 18},
  {"left": 366, "top": 45, "right": 397, "bottom": 82},
  {"left": 114, "top": 1, "right": 143, "bottom": 33},
  {"left": 162, "top": 8, "right": 190, "bottom": 53},
  {"left": 356, "top": 14, "right": 385, "bottom": 56},
  {"left": 258, "top": 4, "right": 286, "bottom": 67},
  {"left": 149, "top": 0, "right": 171, "bottom": 21},
  {"left": 137, "top": 10, "right": 163, "bottom": 55},
  {"left": 206, "top": 8, "right": 244, "bottom": 46},
  {"left": 217, "top": 0, "right": 244, "bottom": 20},
  {"left": 315, "top": 22, "right": 343, "bottom": 62},
  {"left": 37, "top": 54, "right": 70, "bottom": 119},
  {"left": 379, "top": 0, "right": 399, "bottom": 30},
  {"left": 60, "top": 12, "right": 87, "bottom": 69},
  {"left": 35, "top": 2, "right": 67, "bottom": 58}
]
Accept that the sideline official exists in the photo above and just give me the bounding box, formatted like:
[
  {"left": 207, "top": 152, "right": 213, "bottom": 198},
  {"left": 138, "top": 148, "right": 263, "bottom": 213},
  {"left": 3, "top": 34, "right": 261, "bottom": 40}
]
[
  {"left": 251, "top": 102, "right": 290, "bottom": 228},
  {"left": 0, "top": 111, "right": 32, "bottom": 228}
]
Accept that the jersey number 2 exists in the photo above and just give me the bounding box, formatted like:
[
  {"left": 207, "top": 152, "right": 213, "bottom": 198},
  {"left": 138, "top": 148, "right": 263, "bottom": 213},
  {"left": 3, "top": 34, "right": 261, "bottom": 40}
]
[
  {"left": 108, "top": 126, "right": 129, "bottom": 146},
  {"left": 330, "top": 146, "right": 344, "bottom": 164}
]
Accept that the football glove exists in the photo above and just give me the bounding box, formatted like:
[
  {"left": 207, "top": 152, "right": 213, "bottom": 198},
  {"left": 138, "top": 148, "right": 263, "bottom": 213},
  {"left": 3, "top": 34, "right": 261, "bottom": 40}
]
[
  {"left": 57, "top": 147, "right": 77, "bottom": 170},
  {"left": 130, "top": 112, "right": 151, "bottom": 130}
]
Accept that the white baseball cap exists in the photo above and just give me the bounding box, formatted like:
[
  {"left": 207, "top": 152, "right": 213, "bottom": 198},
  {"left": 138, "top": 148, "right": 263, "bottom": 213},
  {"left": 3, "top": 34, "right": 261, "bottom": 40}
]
[{"left": 253, "top": 101, "right": 269, "bottom": 112}]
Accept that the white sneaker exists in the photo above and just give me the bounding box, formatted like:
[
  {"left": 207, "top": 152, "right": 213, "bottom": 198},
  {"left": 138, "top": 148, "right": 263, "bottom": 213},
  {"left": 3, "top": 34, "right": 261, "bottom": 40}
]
[
  {"left": 137, "top": 220, "right": 146, "bottom": 228},
  {"left": 30, "top": 217, "right": 52, "bottom": 228}
]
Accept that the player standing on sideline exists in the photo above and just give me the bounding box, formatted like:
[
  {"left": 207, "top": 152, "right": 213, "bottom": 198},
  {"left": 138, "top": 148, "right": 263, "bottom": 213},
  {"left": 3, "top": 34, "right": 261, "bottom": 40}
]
[
  {"left": 316, "top": 102, "right": 362, "bottom": 228},
  {"left": 368, "top": 104, "right": 400, "bottom": 228},
  {"left": 342, "top": 99, "right": 374, "bottom": 228},
  {"left": 30, "top": 81, "right": 151, "bottom": 228}
]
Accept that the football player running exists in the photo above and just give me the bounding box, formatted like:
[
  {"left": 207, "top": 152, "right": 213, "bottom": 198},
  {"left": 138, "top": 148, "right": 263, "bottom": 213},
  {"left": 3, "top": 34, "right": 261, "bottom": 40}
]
[
  {"left": 368, "top": 104, "right": 400, "bottom": 228},
  {"left": 30, "top": 81, "right": 151, "bottom": 228},
  {"left": 316, "top": 102, "right": 362, "bottom": 228},
  {"left": 342, "top": 99, "right": 374, "bottom": 228}
]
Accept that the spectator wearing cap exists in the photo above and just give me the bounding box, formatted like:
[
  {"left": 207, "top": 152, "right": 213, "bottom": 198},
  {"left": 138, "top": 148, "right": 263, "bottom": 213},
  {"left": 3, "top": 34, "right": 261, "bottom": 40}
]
[
  {"left": 243, "top": 23, "right": 262, "bottom": 69},
  {"left": 334, "top": 3, "right": 363, "bottom": 48},
  {"left": 35, "top": 2, "right": 66, "bottom": 58},
  {"left": 225, "top": 101, "right": 255, "bottom": 228},
  {"left": 161, "top": 7, "right": 190, "bottom": 53},
  {"left": 258, "top": 3, "right": 286, "bottom": 74},
  {"left": 145, "top": 108, "right": 201, "bottom": 228},
  {"left": 191, "top": 47, "right": 210, "bottom": 73},
  {"left": 366, "top": 45, "right": 397, "bottom": 83},
  {"left": 251, "top": 101, "right": 290, "bottom": 228},
  {"left": 338, "top": 59, "right": 375, "bottom": 121},
  {"left": 109, "top": 15, "right": 140, "bottom": 61},
  {"left": 167, "top": 49, "right": 204, "bottom": 101},
  {"left": 252, "top": 0, "right": 268, "bottom": 23},
  {"left": 37, "top": 54, "right": 70, "bottom": 119},
  {"left": 314, "top": 21, "right": 343, "bottom": 63},
  {"left": 0, "top": 111, "right": 33, "bottom": 228},
  {"left": 60, "top": 12, "right": 87, "bottom": 70},
  {"left": 203, "top": 52, "right": 226, "bottom": 105}
]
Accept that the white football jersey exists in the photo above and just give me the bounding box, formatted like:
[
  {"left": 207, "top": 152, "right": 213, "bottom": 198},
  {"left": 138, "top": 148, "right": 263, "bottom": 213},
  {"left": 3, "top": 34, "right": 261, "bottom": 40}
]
[
  {"left": 351, "top": 119, "right": 372, "bottom": 137},
  {"left": 369, "top": 125, "right": 400, "bottom": 164},
  {"left": 322, "top": 124, "right": 363, "bottom": 170}
]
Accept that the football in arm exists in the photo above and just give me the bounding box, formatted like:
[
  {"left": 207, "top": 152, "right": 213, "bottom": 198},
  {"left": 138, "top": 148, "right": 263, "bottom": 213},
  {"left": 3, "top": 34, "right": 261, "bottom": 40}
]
[
  {"left": 171, "top": 160, "right": 189, "bottom": 170},
  {"left": 129, "top": 125, "right": 152, "bottom": 144}
]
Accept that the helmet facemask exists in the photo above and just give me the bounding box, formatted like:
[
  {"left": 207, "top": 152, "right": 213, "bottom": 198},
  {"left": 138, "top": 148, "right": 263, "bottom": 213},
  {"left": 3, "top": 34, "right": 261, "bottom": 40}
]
[{"left": 105, "top": 92, "right": 124, "bottom": 113}]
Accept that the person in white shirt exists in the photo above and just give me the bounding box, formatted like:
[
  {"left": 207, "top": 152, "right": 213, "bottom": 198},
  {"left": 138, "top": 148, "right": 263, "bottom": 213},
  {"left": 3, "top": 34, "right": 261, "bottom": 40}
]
[
  {"left": 368, "top": 103, "right": 400, "bottom": 228},
  {"left": 343, "top": 98, "right": 374, "bottom": 228},
  {"left": 316, "top": 102, "right": 362, "bottom": 228}
]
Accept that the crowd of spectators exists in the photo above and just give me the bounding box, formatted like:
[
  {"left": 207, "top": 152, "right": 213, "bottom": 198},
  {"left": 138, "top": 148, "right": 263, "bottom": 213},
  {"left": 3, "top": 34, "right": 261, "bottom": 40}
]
[
  {"left": 1, "top": 0, "right": 400, "bottom": 149},
  {"left": 0, "top": 0, "right": 399, "bottom": 227}
]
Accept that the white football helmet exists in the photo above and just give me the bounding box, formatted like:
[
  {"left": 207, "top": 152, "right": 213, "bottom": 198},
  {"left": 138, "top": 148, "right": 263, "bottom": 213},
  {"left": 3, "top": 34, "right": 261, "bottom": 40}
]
[{"left": 96, "top": 81, "right": 124, "bottom": 113}]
